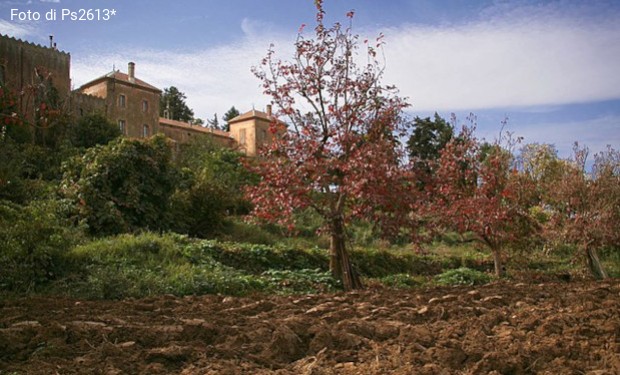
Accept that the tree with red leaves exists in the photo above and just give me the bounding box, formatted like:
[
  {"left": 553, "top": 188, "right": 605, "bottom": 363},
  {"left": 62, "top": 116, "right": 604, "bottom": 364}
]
[
  {"left": 427, "top": 122, "right": 536, "bottom": 277},
  {"left": 544, "top": 144, "right": 619, "bottom": 279},
  {"left": 247, "top": 1, "right": 413, "bottom": 290}
]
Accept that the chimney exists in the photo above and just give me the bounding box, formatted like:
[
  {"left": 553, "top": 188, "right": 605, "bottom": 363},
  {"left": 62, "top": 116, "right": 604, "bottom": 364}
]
[
  {"left": 266, "top": 104, "right": 272, "bottom": 117},
  {"left": 128, "top": 62, "right": 136, "bottom": 83}
]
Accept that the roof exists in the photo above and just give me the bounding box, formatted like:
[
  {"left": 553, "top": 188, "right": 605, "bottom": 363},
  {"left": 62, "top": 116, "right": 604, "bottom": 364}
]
[
  {"left": 228, "top": 109, "right": 288, "bottom": 128},
  {"left": 228, "top": 109, "right": 275, "bottom": 124},
  {"left": 159, "top": 117, "right": 233, "bottom": 140},
  {"left": 79, "top": 70, "right": 161, "bottom": 93}
]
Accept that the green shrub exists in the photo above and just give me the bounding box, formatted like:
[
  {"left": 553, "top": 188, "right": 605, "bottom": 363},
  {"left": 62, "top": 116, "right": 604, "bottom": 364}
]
[
  {"left": 66, "top": 113, "right": 120, "bottom": 149},
  {"left": 169, "top": 179, "right": 228, "bottom": 238},
  {"left": 434, "top": 267, "right": 492, "bottom": 286},
  {"left": 61, "top": 135, "right": 178, "bottom": 236},
  {"left": 0, "top": 199, "right": 86, "bottom": 291},
  {"left": 219, "top": 220, "right": 278, "bottom": 245}
]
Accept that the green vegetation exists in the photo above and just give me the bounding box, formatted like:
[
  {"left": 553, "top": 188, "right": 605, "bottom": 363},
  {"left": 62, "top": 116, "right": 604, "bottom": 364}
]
[
  {"left": 434, "top": 267, "right": 493, "bottom": 286},
  {"left": 4, "top": 224, "right": 610, "bottom": 299},
  {"left": 0, "top": 9, "right": 617, "bottom": 300}
]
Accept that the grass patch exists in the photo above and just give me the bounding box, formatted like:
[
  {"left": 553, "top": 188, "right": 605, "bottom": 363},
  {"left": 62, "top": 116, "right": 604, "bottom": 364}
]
[
  {"left": 377, "top": 273, "right": 427, "bottom": 289},
  {"left": 434, "top": 267, "right": 493, "bottom": 286}
]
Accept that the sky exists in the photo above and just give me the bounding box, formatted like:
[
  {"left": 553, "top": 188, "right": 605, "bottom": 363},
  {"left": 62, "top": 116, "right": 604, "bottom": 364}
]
[{"left": 1, "top": 0, "right": 619, "bottom": 161}]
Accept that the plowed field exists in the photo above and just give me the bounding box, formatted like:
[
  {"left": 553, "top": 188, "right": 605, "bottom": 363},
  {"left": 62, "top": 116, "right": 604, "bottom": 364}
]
[{"left": 1, "top": 280, "right": 618, "bottom": 374}]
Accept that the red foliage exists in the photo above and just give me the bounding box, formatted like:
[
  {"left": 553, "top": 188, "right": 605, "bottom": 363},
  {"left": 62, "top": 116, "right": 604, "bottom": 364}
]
[
  {"left": 0, "top": 85, "right": 23, "bottom": 132},
  {"left": 423, "top": 124, "right": 536, "bottom": 276},
  {"left": 246, "top": 2, "right": 415, "bottom": 288},
  {"left": 544, "top": 144, "right": 619, "bottom": 278}
]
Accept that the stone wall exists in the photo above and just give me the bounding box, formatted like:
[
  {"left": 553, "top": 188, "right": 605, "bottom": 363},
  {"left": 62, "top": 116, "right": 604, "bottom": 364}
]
[
  {"left": 69, "top": 92, "right": 107, "bottom": 118},
  {"left": 0, "top": 34, "right": 71, "bottom": 119}
]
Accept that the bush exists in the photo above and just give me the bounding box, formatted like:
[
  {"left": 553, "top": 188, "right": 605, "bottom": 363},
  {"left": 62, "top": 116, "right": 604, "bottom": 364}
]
[
  {"left": 66, "top": 113, "right": 120, "bottom": 149},
  {"left": 351, "top": 248, "right": 443, "bottom": 277},
  {"left": 61, "top": 135, "right": 178, "bottom": 236},
  {"left": 0, "top": 199, "right": 86, "bottom": 291},
  {"left": 219, "top": 220, "right": 279, "bottom": 245},
  {"left": 434, "top": 267, "right": 492, "bottom": 286},
  {"left": 169, "top": 171, "right": 228, "bottom": 238}
]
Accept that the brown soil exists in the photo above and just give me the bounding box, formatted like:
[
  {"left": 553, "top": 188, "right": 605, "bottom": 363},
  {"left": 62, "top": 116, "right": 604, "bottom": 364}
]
[{"left": 1, "top": 280, "right": 618, "bottom": 374}]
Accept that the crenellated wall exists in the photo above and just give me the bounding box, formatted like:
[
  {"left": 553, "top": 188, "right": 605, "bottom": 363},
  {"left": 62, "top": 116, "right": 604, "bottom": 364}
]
[
  {"left": 0, "top": 34, "right": 71, "bottom": 119},
  {"left": 69, "top": 91, "right": 107, "bottom": 118}
]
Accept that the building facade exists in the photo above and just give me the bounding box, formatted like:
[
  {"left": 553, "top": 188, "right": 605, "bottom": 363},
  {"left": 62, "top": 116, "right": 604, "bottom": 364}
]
[
  {"left": 78, "top": 62, "right": 161, "bottom": 139},
  {"left": 2, "top": 33, "right": 282, "bottom": 154},
  {"left": 228, "top": 105, "right": 284, "bottom": 156}
]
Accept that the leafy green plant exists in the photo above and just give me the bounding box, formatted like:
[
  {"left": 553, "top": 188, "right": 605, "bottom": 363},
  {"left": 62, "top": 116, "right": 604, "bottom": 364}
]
[
  {"left": 434, "top": 267, "right": 492, "bottom": 286},
  {"left": 379, "top": 273, "right": 426, "bottom": 289},
  {"left": 0, "top": 198, "right": 86, "bottom": 291},
  {"left": 262, "top": 268, "right": 340, "bottom": 294}
]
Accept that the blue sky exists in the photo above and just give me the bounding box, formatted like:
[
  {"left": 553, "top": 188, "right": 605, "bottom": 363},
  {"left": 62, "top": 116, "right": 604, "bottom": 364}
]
[{"left": 1, "top": 0, "right": 619, "bottom": 160}]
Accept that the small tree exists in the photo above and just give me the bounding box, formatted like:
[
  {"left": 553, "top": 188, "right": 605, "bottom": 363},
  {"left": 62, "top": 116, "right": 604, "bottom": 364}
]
[
  {"left": 170, "top": 137, "right": 256, "bottom": 237},
  {"left": 207, "top": 113, "right": 220, "bottom": 129},
  {"left": 247, "top": 2, "right": 413, "bottom": 290},
  {"left": 407, "top": 113, "right": 454, "bottom": 189},
  {"left": 544, "top": 144, "right": 619, "bottom": 279},
  {"left": 222, "top": 106, "right": 240, "bottom": 132},
  {"left": 160, "top": 86, "right": 194, "bottom": 122},
  {"left": 428, "top": 124, "right": 536, "bottom": 276}
]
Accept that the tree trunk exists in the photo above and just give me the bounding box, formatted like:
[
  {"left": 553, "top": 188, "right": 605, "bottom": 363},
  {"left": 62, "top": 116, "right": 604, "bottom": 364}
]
[
  {"left": 329, "top": 217, "right": 363, "bottom": 291},
  {"left": 586, "top": 247, "right": 608, "bottom": 280},
  {"left": 491, "top": 248, "right": 503, "bottom": 278}
]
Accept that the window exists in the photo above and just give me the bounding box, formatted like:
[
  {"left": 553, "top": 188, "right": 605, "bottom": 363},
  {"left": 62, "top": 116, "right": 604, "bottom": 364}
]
[
  {"left": 142, "top": 124, "right": 149, "bottom": 138},
  {"left": 239, "top": 129, "right": 246, "bottom": 145},
  {"left": 118, "top": 120, "right": 126, "bottom": 135},
  {"left": 118, "top": 94, "right": 126, "bottom": 108},
  {"left": 142, "top": 99, "right": 149, "bottom": 113}
]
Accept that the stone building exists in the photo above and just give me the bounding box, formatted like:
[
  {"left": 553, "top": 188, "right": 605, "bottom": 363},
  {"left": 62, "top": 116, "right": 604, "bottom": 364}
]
[
  {"left": 2, "top": 33, "right": 283, "bottom": 154},
  {"left": 159, "top": 117, "right": 234, "bottom": 148},
  {"left": 78, "top": 62, "right": 161, "bottom": 139},
  {"left": 228, "top": 105, "right": 285, "bottom": 156}
]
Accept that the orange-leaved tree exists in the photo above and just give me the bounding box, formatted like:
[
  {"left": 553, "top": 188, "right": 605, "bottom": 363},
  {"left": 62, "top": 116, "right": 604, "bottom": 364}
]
[{"left": 246, "top": 1, "right": 414, "bottom": 290}]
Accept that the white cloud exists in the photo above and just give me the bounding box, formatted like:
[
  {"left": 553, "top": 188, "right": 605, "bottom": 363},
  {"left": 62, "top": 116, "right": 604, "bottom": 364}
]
[
  {"left": 71, "top": 3, "right": 620, "bottom": 122},
  {"left": 71, "top": 19, "right": 295, "bottom": 120},
  {"left": 380, "top": 4, "right": 620, "bottom": 111},
  {"left": 0, "top": 19, "right": 38, "bottom": 39},
  {"left": 72, "top": 40, "right": 291, "bottom": 121}
]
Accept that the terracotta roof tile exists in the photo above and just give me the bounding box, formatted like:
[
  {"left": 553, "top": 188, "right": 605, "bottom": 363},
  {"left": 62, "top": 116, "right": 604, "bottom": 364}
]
[
  {"left": 228, "top": 109, "right": 286, "bottom": 126},
  {"left": 79, "top": 70, "right": 161, "bottom": 93},
  {"left": 159, "top": 117, "right": 233, "bottom": 139}
]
